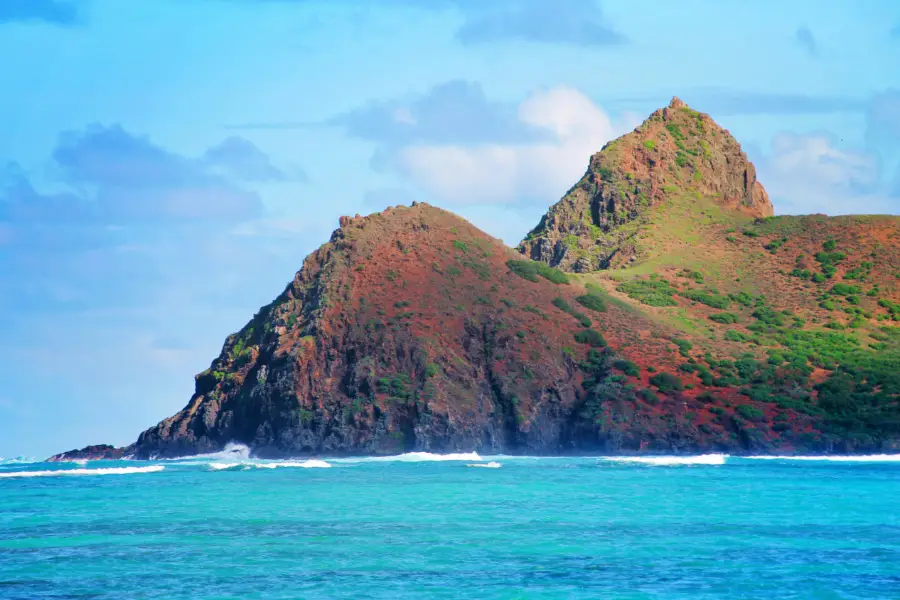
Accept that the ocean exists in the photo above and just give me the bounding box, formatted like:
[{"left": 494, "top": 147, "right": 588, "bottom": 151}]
[{"left": 1, "top": 447, "right": 899, "bottom": 599}]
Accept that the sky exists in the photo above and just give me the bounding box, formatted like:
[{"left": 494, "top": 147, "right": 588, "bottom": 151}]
[{"left": 1, "top": 0, "right": 899, "bottom": 458}]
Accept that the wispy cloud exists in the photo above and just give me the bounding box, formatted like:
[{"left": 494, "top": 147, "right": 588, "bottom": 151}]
[
  {"left": 328, "top": 80, "right": 548, "bottom": 145},
  {"left": 453, "top": 0, "right": 625, "bottom": 47},
  {"left": 203, "top": 136, "right": 307, "bottom": 183},
  {"left": 754, "top": 132, "right": 898, "bottom": 215},
  {"left": 222, "top": 0, "right": 626, "bottom": 47},
  {"left": 331, "top": 82, "right": 634, "bottom": 207}
]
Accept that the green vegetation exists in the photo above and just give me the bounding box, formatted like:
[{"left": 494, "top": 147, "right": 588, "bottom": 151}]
[
  {"left": 724, "top": 329, "right": 750, "bottom": 342},
  {"left": 643, "top": 139, "right": 656, "bottom": 151},
  {"left": 709, "top": 312, "right": 739, "bottom": 324},
  {"left": 452, "top": 240, "right": 468, "bottom": 253},
  {"left": 678, "top": 288, "right": 731, "bottom": 309},
  {"left": 764, "top": 237, "right": 788, "bottom": 254},
  {"left": 736, "top": 404, "right": 765, "bottom": 422},
  {"left": 613, "top": 358, "right": 640, "bottom": 377},
  {"left": 617, "top": 276, "right": 677, "bottom": 306},
  {"left": 830, "top": 283, "right": 861, "bottom": 297},
  {"left": 575, "top": 290, "right": 607, "bottom": 312},
  {"left": 683, "top": 269, "right": 704, "bottom": 283},
  {"left": 506, "top": 259, "right": 569, "bottom": 284},
  {"left": 637, "top": 388, "right": 659, "bottom": 404},
  {"left": 523, "top": 304, "right": 548, "bottom": 319},
  {"left": 815, "top": 247, "right": 846, "bottom": 279},
  {"left": 844, "top": 262, "right": 873, "bottom": 281},
  {"left": 574, "top": 329, "right": 607, "bottom": 347},
  {"left": 878, "top": 299, "right": 900, "bottom": 320},
  {"left": 552, "top": 297, "right": 592, "bottom": 327},
  {"left": 672, "top": 338, "right": 693, "bottom": 357},
  {"left": 424, "top": 363, "right": 440, "bottom": 378},
  {"left": 650, "top": 372, "right": 684, "bottom": 394},
  {"left": 376, "top": 373, "right": 412, "bottom": 402}
]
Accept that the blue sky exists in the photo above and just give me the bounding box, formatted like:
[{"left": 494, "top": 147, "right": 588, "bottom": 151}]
[{"left": 1, "top": 0, "right": 899, "bottom": 458}]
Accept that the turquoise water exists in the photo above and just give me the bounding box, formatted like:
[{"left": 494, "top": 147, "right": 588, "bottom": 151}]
[{"left": 2, "top": 450, "right": 899, "bottom": 599}]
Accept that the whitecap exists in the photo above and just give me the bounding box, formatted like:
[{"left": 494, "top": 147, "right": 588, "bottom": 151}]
[
  {"left": 208, "top": 462, "right": 249, "bottom": 471},
  {"left": 168, "top": 442, "right": 251, "bottom": 462},
  {"left": 333, "top": 451, "right": 481, "bottom": 463},
  {"left": 603, "top": 454, "right": 728, "bottom": 466},
  {"left": 256, "top": 460, "right": 331, "bottom": 469},
  {"left": 745, "top": 454, "right": 900, "bottom": 463},
  {"left": 467, "top": 461, "right": 502, "bottom": 468},
  {"left": 0, "top": 466, "right": 164, "bottom": 479}
]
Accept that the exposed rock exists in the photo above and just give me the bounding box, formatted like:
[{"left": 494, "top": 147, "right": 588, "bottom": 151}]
[
  {"left": 48, "top": 444, "right": 127, "bottom": 462},
  {"left": 519, "top": 97, "right": 772, "bottom": 271}
]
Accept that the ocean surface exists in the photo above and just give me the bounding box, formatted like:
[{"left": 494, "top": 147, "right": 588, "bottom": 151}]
[{"left": 2, "top": 447, "right": 899, "bottom": 599}]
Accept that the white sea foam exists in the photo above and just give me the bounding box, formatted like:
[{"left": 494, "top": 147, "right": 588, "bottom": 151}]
[
  {"left": 256, "top": 460, "right": 331, "bottom": 469},
  {"left": 604, "top": 454, "right": 728, "bottom": 466},
  {"left": 467, "top": 461, "right": 502, "bottom": 468},
  {"left": 208, "top": 459, "right": 332, "bottom": 471},
  {"left": 745, "top": 454, "right": 900, "bottom": 463},
  {"left": 333, "top": 451, "right": 482, "bottom": 463},
  {"left": 0, "top": 466, "right": 164, "bottom": 479},
  {"left": 169, "top": 442, "right": 251, "bottom": 462},
  {"left": 208, "top": 462, "right": 249, "bottom": 471}
]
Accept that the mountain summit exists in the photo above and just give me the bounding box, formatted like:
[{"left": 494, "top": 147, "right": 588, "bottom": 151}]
[{"left": 519, "top": 97, "right": 772, "bottom": 272}]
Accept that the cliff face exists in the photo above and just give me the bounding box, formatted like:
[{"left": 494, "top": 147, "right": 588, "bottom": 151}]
[
  {"left": 519, "top": 97, "right": 772, "bottom": 272},
  {"left": 124, "top": 203, "right": 716, "bottom": 458}
]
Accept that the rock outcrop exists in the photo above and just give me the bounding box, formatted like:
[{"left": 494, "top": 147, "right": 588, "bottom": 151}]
[
  {"left": 519, "top": 97, "right": 772, "bottom": 272},
  {"left": 46, "top": 444, "right": 127, "bottom": 462}
]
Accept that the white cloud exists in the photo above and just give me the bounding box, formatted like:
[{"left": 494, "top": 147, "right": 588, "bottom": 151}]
[
  {"left": 757, "top": 132, "right": 898, "bottom": 215},
  {"left": 390, "top": 86, "right": 634, "bottom": 205}
]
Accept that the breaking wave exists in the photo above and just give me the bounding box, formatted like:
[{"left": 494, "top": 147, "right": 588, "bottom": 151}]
[
  {"left": 0, "top": 466, "right": 165, "bottom": 479},
  {"left": 467, "top": 462, "right": 502, "bottom": 468},
  {"left": 167, "top": 442, "right": 251, "bottom": 462},
  {"left": 603, "top": 454, "right": 728, "bottom": 466},
  {"left": 208, "top": 459, "right": 332, "bottom": 471},
  {"left": 745, "top": 454, "right": 900, "bottom": 463},
  {"left": 257, "top": 460, "right": 331, "bottom": 469},
  {"left": 333, "top": 452, "right": 482, "bottom": 463},
  {"left": 208, "top": 462, "right": 251, "bottom": 471}
]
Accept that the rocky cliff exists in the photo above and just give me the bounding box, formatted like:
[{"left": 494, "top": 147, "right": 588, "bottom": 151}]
[{"left": 519, "top": 97, "right": 772, "bottom": 272}]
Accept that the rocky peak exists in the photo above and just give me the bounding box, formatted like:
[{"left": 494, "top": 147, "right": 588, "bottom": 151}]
[{"left": 519, "top": 98, "right": 773, "bottom": 272}]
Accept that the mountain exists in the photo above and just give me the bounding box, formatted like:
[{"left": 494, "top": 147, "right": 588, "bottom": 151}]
[
  {"left": 519, "top": 97, "right": 772, "bottom": 272},
  {"left": 50, "top": 99, "right": 900, "bottom": 461}
]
